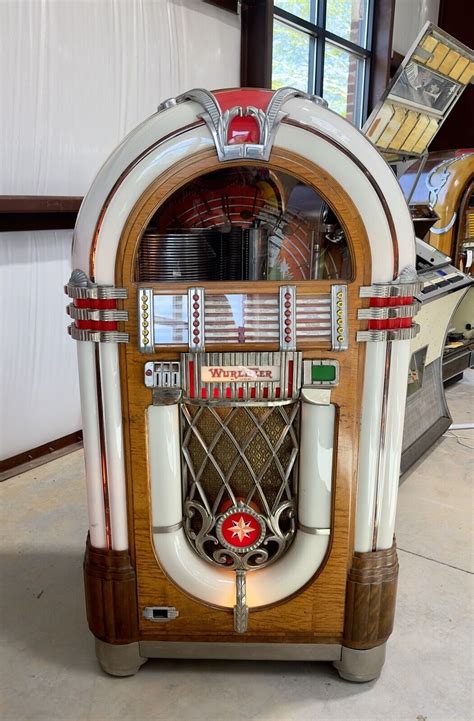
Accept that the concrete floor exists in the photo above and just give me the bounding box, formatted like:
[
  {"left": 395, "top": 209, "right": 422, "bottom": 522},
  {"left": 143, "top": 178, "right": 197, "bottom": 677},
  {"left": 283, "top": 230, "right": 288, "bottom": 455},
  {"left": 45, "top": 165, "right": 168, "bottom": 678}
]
[{"left": 1, "top": 372, "right": 473, "bottom": 721}]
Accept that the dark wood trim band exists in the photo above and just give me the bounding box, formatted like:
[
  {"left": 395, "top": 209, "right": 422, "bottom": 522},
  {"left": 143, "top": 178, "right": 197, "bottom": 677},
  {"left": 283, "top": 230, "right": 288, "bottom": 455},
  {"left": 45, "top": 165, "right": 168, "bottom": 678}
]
[
  {"left": 343, "top": 541, "right": 398, "bottom": 650},
  {"left": 0, "top": 431, "right": 83, "bottom": 482},
  {"left": 84, "top": 535, "right": 139, "bottom": 645},
  {"left": 0, "top": 195, "right": 82, "bottom": 232}
]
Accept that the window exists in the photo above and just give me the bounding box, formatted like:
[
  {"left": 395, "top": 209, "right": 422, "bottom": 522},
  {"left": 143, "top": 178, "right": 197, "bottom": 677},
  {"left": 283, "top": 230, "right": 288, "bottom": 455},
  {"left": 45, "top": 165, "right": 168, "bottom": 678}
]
[{"left": 272, "top": 1, "right": 373, "bottom": 126}]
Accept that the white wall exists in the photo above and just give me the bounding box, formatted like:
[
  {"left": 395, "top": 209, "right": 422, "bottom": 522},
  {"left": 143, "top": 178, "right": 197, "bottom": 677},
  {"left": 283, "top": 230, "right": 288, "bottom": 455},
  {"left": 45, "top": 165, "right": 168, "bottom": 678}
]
[
  {"left": 0, "top": 0, "right": 240, "bottom": 460},
  {"left": 392, "top": 0, "right": 440, "bottom": 56},
  {"left": 0, "top": 0, "right": 241, "bottom": 196}
]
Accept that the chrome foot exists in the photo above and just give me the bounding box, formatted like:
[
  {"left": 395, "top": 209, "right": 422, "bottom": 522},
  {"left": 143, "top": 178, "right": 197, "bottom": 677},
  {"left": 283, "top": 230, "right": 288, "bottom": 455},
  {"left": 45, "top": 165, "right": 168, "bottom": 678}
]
[
  {"left": 333, "top": 643, "right": 387, "bottom": 683},
  {"left": 95, "top": 639, "right": 148, "bottom": 677}
]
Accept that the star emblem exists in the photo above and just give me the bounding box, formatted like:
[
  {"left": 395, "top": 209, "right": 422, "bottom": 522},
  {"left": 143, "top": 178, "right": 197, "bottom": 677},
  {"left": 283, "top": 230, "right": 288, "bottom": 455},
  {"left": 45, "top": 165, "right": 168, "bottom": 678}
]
[
  {"left": 228, "top": 516, "right": 256, "bottom": 543},
  {"left": 217, "top": 504, "right": 266, "bottom": 552}
]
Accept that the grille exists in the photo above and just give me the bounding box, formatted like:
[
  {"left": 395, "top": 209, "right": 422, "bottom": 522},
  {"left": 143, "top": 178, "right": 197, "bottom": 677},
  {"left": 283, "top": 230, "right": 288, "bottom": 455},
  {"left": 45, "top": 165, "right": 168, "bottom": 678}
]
[{"left": 181, "top": 402, "right": 300, "bottom": 569}]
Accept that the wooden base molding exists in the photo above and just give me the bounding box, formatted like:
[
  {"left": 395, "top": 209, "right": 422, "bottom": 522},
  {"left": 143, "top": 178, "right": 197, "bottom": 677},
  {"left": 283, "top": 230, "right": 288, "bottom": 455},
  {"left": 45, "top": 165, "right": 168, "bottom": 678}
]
[
  {"left": 84, "top": 535, "right": 139, "bottom": 645},
  {"left": 342, "top": 541, "right": 398, "bottom": 650}
]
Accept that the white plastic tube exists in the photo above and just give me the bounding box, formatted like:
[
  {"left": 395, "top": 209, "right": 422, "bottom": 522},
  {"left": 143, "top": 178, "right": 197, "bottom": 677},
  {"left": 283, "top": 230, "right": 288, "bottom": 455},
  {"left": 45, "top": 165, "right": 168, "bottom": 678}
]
[
  {"left": 376, "top": 340, "right": 412, "bottom": 550},
  {"left": 99, "top": 343, "right": 128, "bottom": 550},
  {"left": 76, "top": 341, "right": 106, "bottom": 548},
  {"left": 298, "top": 401, "right": 335, "bottom": 529},
  {"left": 155, "top": 530, "right": 329, "bottom": 608},
  {"left": 148, "top": 405, "right": 182, "bottom": 528},
  {"left": 149, "top": 400, "right": 332, "bottom": 608},
  {"left": 354, "top": 342, "right": 387, "bottom": 553}
]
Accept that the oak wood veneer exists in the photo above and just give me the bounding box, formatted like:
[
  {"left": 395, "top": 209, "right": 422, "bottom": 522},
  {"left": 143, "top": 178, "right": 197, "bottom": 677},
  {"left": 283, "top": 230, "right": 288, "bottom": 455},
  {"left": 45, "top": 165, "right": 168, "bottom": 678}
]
[{"left": 109, "top": 146, "right": 375, "bottom": 645}]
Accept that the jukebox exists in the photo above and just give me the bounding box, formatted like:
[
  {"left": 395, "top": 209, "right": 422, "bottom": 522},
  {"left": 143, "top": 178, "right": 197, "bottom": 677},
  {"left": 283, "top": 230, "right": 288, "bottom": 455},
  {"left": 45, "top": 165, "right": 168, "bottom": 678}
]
[{"left": 66, "top": 87, "right": 420, "bottom": 681}]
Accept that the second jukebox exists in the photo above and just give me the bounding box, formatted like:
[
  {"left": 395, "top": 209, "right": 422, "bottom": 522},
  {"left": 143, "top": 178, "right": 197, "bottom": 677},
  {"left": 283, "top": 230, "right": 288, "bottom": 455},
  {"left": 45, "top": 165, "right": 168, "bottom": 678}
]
[{"left": 67, "top": 88, "right": 420, "bottom": 681}]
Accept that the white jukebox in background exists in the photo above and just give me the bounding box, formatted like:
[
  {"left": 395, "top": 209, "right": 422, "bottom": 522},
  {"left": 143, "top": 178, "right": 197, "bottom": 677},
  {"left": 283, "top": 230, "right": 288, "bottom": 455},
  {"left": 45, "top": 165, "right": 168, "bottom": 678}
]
[{"left": 66, "top": 87, "right": 420, "bottom": 682}]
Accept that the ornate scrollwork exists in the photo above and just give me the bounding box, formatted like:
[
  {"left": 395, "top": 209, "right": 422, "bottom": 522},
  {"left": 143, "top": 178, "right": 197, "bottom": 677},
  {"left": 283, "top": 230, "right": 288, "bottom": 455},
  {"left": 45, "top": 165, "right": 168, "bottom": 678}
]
[{"left": 184, "top": 498, "right": 296, "bottom": 572}]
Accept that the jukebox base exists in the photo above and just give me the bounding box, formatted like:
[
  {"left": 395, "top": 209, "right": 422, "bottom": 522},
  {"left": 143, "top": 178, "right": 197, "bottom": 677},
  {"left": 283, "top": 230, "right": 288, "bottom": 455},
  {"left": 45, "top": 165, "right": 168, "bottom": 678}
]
[{"left": 95, "top": 638, "right": 388, "bottom": 683}]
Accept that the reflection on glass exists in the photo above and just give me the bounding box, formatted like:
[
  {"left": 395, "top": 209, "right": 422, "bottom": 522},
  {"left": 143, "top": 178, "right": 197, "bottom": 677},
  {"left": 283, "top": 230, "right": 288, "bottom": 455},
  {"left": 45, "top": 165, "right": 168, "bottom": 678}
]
[
  {"left": 275, "top": 1, "right": 315, "bottom": 22},
  {"left": 205, "top": 294, "right": 280, "bottom": 344},
  {"left": 323, "top": 43, "right": 364, "bottom": 125},
  {"left": 137, "top": 166, "right": 353, "bottom": 283},
  {"left": 272, "top": 20, "right": 312, "bottom": 92},
  {"left": 326, "top": 0, "right": 368, "bottom": 47},
  {"left": 153, "top": 295, "right": 188, "bottom": 345}
]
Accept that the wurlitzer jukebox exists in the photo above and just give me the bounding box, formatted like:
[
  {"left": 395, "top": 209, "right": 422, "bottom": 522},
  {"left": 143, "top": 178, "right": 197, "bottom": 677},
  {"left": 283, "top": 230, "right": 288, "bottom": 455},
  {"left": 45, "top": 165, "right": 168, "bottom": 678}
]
[{"left": 66, "top": 87, "right": 421, "bottom": 681}]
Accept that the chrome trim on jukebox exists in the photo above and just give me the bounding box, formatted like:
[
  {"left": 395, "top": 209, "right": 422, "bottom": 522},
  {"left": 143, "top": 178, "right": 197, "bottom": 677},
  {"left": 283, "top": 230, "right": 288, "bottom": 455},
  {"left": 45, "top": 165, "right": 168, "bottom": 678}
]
[
  {"left": 297, "top": 524, "right": 331, "bottom": 535},
  {"left": 357, "top": 324, "right": 420, "bottom": 342},
  {"left": 138, "top": 288, "right": 154, "bottom": 353},
  {"left": 330, "top": 284, "right": 348, "bottom": 351},
  {"left": 152, "top": 522, "right": 183, "bottom": 534},
  {"left": 279, "top": 285, "right": 296, "bottom": 351},
  {"left": 181, "top": 351, "right": 302, "bottom": 402},
  {"left": 144, "top": 361, "right": 181, "bottom": 388},
  {"left": 143, "top": 606, "right": 179, "bottom": 622},
  {"left": 188, "top": 287, "right": 205, "bottom": 352},
  {"left": 234, "top": 570, "right": 248, "bottom": 634},
  {"left": 174, "top": 87, "right": 312, "bottom": 162},
  {"left": 67, "top": 304, "right": 128, "bottom": 322},
  {"left": 68, "top": 326, "right": 129, "bottom": 344},
  {"left": 65, "top": 270, "right": 127, "bottom": 300},
  {"left": 357, "top": 303, "right": 421, "bottom": 320},
  {"left": 360, "top": 282, "right": 423, "bottom": 298},
  {"left": 303, "top": 359, "right": 340, "bottom": 387}
]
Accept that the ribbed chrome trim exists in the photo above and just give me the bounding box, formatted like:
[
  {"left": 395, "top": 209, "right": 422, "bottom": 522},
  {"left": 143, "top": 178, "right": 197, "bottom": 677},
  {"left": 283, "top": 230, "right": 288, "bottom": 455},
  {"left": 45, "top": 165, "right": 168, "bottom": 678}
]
[
  {"left": 356, "top": 324, "right": 420, "bottom": 342},
  {"left": 65, "top": 284, "right": 127, "bottom": 300},
  {"left": 360, "top": 282, "right": 423, "bottom": 298},
  {"left": 68, "top": 325, "right": 129, "bottom": 344},
  {"left": 357, "top": 302, "right": 420, "bottom": 319},
  {"left": 67, "top": 304, "right": 128, "bottom": 322},
  {"left": 152, "top": 522, "right": 183, "bottom": 534}
]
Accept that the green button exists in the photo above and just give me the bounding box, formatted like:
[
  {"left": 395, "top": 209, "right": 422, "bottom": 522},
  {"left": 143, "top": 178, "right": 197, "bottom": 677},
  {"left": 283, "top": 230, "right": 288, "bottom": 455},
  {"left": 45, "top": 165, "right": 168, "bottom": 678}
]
[{"left": 311, "top": 364, "right": 336, "bottom": 382}]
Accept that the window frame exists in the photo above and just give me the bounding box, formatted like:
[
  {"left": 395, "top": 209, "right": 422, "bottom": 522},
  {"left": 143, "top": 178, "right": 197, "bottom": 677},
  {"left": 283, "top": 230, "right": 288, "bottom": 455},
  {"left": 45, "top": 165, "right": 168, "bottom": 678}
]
[
  {"left": 273, "top": 1, "right": 374, "bottom": 124},
  {"left": 205, "top": 0, "right": 395, "bottom": 119}
]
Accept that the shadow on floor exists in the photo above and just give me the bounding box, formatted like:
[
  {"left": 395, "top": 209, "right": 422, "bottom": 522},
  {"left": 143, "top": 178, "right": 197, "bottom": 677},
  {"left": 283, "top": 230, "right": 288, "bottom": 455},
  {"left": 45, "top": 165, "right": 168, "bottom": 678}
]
[{"left": 0, "top": 550, "right": 372, "bottom": 699}]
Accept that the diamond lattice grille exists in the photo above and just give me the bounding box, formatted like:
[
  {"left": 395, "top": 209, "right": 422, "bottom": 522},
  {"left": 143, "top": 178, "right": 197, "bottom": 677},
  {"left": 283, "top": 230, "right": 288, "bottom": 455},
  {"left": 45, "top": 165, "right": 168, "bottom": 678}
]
[{"left": 181, "top": 403, "right": 299, "bottom": 517}]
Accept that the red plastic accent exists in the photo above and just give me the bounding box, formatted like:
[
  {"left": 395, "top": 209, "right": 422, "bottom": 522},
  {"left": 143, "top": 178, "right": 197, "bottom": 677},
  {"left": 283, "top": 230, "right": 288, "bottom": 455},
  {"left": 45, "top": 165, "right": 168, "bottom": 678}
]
[
  {"left": 250, "top": 387, "right": 256, "bottom": 399},
  {"left": 226, "top": 387, "right": 232, "bottom": 399},
  {"left": 262, "top": 387, "right": 269, "bottom": 399},
  {"left": 188, "top": 360, "right": 195, "bottom": 399},
  {"left": 75, "top": 320, "right": 118, "bottom": 331},
  {"left": 227, "top": 115, "right": 260, "bottom": 145},
  {"left": 74, "top": 298, "right": 117, "bottom": 309},
  {"left": 213, "top": 388, "right": 219, "bottom": 398},
  {"left": 369, "top": 296, "right": 413, "bottom": 308},
  {"left": 214, "top": 89, "right": 273, "bottom": 113},
  {"left": 220, "top": 510, "right": 264, "bottom": 549},
  {"left": 400, "top": 318, "right": 412, "bottom": 328},
  {"left": 201, "top": 388, "right": 207, "bottom": 399},
  {"left": 238, "top": 388, "right": 244, "bottom": 399},
  {"left": 275, "top": 387, "right": 281, "bottom": 398},
  {"left": 287, "top": 360, "right": 294, "bottom": 397}
]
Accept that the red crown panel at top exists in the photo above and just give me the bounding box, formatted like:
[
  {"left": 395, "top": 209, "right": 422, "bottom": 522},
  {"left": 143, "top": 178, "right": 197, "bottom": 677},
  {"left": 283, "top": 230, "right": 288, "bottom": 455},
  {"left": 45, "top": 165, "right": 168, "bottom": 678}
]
[{"left": 214, "top": 88, "right": 274, "bottom": 146}]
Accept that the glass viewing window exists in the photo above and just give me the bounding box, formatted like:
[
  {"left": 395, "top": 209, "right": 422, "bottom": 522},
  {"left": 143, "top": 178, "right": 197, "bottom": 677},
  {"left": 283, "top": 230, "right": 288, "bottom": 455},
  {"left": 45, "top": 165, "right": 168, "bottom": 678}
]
[{"left": 136, "top": 166, "right": 352, "bottom": 284}]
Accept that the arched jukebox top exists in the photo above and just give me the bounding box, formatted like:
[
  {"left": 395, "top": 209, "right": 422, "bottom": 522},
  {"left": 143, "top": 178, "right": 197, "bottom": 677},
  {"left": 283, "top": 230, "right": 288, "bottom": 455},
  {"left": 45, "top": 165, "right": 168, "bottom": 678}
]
[{"left": 67, "top": 88, "right": 420, "bottom": 628}]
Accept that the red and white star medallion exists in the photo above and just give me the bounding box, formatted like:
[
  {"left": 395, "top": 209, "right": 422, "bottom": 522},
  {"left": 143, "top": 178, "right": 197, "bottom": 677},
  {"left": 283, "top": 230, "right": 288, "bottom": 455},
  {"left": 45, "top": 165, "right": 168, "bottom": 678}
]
[{"left": 216, "top": 503, "right": 266, "bottom": 553}]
